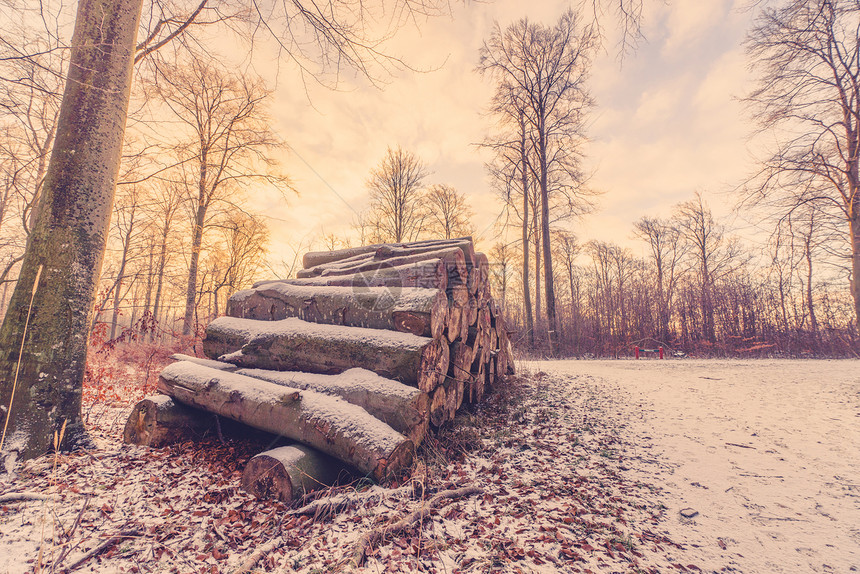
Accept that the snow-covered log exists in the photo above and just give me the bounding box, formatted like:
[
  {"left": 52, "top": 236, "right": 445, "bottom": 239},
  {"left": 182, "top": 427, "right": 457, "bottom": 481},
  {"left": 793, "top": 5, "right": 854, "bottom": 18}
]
[
  {"left": 257, "top": 259, "right": 452, "bottom": 291},
  {"left": 233, "top": 367, "right": 429, "bottom": 445},
  {"left": 158, "top": 362, "right": 414, "bottom": 482},
  {"left": 241, "top": 444, "right": 350, "bottom": 502},
  {"left": 302, "top": 247, "right": 466, "bottom": 284},
  {"left": 301, "top": 237, "right": 473, "bottom": 269},
  {"left": 374, "top": 239, "right": 476, "bottom": 269},
  {"left": 225, "top": 283, "right": 447, "bottom": 339},
  {"left": 170, "top": 354, "right": 237, "bottom": 371},
  {"left": 166, "top": 355, "right": 428, "bottom": 444},
  {"left": 203, "top": 316, "right": 449, "bottom": 392}
]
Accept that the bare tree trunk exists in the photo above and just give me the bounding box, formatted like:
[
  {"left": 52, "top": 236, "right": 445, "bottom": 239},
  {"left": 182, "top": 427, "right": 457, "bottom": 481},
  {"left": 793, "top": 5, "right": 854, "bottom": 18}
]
[
  {"left": 851, "top": 214, "right": 860, "bottom": 331},
  {"left": 702, "top": 258, "right": 715, "bottom": 343},
  {"left": 520, "top": 114, "right": 534, "bottom": 348},
  {"left": 804, "top": 235, "right": 818, "bottom": 345},
  {"left": 538, "top": 129, "right": 558, "bottom": 355},
  {"left": 142, "top": 242, "right": 154, "bottom": 321},
  {"left": 150, "top": 227, "right": 169, "bottom": 342},
  {"left": 110, "top": 213, "right": 135, "bottom": 340},
  {"left": 183, "top": 202, "right": 206, "bottom": 335},
  {"left": 0, "top": 0, "right": 142, "bottom": 460},
  {"left": 533, "top": 201, "right": 541, "bottom": 324}
]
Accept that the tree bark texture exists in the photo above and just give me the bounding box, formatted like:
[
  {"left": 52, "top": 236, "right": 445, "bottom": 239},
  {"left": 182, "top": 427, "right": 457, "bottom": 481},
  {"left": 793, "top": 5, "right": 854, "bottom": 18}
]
[
  {"left": 0, "top": 0, "right": 143, "bottom": 460},
  {"left": 226, "top": 283, "right": 447, "bottom": 338},
  {"left": 301, "top": 237, "right": 473, "bottom": 269},
  {"left": 259, "top": 259, "right": 452, "bottom": 292},
  {"left": 202, "top": 316, "right": 449, "bottom": 391},
  {"left": 123, "top": 395, "right": 215, "bottom": 447},
  {"left": 230, "top": 366, "right": 428, "bottom": 446},
  {"left": 851, "top": 214, "right": 860, "bottom": 329},
  {"left": 158, "top": 361, "right": 414, "bottom": 482}
]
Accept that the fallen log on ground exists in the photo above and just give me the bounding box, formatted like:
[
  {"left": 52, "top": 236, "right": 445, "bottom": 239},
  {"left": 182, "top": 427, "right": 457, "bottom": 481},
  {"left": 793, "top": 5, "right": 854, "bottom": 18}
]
[
  {"left": 241, "top": 444, "right": 351, "bottom": 502},
  {"left": 225, "top": 283, "right": 447, "bottom": 339},
  {"left": 169, "top": 356, "right": 427, "bottom": 443},
  {"left": 158, "top": 361, "right": 414, "bottom": 482},
  {"left": 203, "top": 316, "right": 449, "bottom": 392},
  {"left": 234, "top": 367, "right": 429, "bottom": 445},
  {"left": 122, "top": 395, "right": 216, "bottom": 447}
]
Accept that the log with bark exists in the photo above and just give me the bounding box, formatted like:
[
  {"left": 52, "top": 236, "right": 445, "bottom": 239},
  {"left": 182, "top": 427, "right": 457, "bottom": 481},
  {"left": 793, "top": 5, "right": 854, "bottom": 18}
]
[
  {"left": 301, "top": 237, "right": 473, "bottom": 269},
  {"left": 236, "top": 367, "right": 428, "bottom": 446},
  {"left": 170, "top": 355, "right": 429, "bottom": 445},
  {"left": 257, "top": 258, "right": 452, "bottom": 291},
  {"left": 226, "top": 283, "right": 447, "bottom": 339},
  {"left": 158, "top": 361, "right": 414, "bottom": 482},
  {"left": 301, "top": 246, "right": 467, "bottom": 284},
  {"left": 123, "top": 395, "right": 216, "bottom": 447},
  {"left": 241, "top": 444, "right": 351, "bottom": 502},
  {"left": 203, "top": 316, "right": 449, "bottom": 392}
]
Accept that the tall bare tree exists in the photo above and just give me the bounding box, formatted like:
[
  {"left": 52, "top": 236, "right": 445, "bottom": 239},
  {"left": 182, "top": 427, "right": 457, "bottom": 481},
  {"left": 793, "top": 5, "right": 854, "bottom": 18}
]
[
  {"left": 554, "top": 230, "right": 581, "bottom": 347},
  {"left": 479, "top": 10, "right": 598, "bottom": 354},
  {"left": 364, "top": 145, "right": 428, "bottom": 243},
  {"left": 744, "top": 0, "right": 860, "bottom": 328},
  {"left": 424, "top": 184, "right": 474, "bottom": 240},
  {"left": 206, "top": 211, "right": 269, "bottom": 319},
  {"left": 149, "top": 58, "right": 287, "bottom": 335},
  {"left": 674, "top": 192, "right": 746, "bottom": 344},
  {"left": 633, "top": 216, "right": 684, "bottom": 341}
]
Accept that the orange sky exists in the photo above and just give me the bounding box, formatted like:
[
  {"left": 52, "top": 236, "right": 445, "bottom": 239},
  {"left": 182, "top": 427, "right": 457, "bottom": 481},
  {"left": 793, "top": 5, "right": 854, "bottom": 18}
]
[{"left": 254, "top": 0, "right": 756, "bottom": 268}]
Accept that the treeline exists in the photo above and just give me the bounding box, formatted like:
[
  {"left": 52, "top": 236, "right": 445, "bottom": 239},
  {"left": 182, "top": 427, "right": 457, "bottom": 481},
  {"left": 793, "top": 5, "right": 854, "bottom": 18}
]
[
  {"left": 491, "top": 191, "right": 857, "bottom": 358},
  {"left": 477, "top": 6, "right": 859, "bottom": 358}
]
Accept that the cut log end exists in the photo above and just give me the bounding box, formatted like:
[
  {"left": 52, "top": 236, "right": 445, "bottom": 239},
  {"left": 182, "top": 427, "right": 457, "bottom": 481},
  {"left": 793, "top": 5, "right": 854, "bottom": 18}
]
[
  {"left": 241, "top": 454, "right": 294, "bottom": 502},
  {"left": 418, "top": 337, "right": 450, "bottom": 393},
  {"left": 241, "top": 444, "right": 352, "bottom": 502},
  {"left": 123, "top": 396, "right": 214, "bottom": 447},
  {"left": 392, "top": 311, "right": 430, "bottom": 336}
]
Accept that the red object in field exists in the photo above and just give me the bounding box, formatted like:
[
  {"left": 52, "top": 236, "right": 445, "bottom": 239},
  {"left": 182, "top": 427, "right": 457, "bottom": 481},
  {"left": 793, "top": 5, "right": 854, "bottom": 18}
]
[{"left": 635, "top": 345, "right": 664, "bottom": 359}]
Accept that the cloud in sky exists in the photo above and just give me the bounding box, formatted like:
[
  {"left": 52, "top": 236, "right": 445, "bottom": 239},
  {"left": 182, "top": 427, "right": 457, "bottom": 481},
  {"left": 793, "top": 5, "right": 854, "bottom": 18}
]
[{"left": 253, "top": 0, "right": 758, "bottom": 265}]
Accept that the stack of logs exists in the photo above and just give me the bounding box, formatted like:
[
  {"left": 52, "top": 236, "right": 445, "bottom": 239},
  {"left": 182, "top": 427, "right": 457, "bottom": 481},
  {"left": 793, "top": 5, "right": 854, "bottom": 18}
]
[{"left": 124, "top": 237, "right": 514, "bottom": 501}]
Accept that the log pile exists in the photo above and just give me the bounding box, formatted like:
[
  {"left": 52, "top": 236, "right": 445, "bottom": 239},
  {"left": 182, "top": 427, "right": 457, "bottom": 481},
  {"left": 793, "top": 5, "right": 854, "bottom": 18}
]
[{"left": 124, "top": 238, "right": 514, "bottom": 501}]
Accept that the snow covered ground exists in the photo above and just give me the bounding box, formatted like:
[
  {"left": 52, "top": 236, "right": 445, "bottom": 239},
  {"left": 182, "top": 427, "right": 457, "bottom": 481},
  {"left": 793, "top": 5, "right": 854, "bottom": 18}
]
[
  {"left": 531, "top": 359, "right": 860, "bottom": 573},
  {"left": 0, "top": 359, "right": 857, "bottom": 573}
]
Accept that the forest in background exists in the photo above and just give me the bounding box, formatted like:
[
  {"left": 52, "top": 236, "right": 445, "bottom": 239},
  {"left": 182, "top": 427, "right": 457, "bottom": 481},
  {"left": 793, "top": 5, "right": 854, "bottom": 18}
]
[{"left": 1, "top": 0, "right": 857, "bottom": 362}]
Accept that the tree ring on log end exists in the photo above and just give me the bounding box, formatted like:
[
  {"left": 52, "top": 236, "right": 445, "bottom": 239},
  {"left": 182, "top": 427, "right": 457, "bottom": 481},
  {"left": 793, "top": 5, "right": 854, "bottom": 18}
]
[{"left": 241, "top": 456, "right": 293, "bottom": 502}]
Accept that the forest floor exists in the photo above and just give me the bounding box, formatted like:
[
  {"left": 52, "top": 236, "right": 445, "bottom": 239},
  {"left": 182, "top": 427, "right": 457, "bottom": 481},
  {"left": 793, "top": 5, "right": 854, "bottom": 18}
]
[{"left": 0, "top": 358, "right": 858, "bottom": 574}]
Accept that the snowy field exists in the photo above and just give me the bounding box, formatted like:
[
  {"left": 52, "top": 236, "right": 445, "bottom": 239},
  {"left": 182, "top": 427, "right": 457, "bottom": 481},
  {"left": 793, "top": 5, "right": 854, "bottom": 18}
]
[
  {"left": 0, "top": 359, "right": 857, "bottom": 573},
  {"left": 531, "top": 358, "right": 860, "bottom": 573}
]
